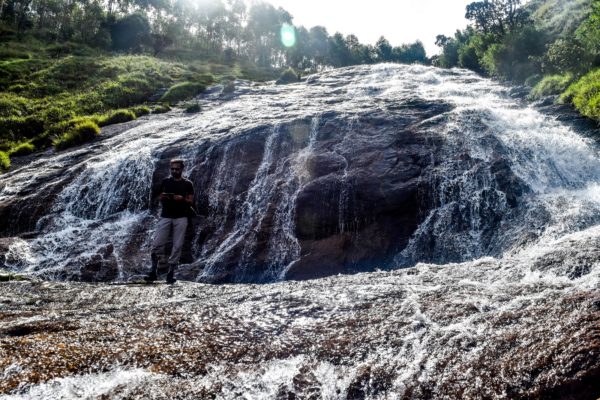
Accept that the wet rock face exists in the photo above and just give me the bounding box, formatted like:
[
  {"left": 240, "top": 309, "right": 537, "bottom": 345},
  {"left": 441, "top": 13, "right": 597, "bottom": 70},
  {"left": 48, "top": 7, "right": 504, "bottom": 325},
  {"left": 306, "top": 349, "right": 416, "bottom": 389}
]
[
  {"left": 289, "top": 121, "right": 434, "bottom": 279},
  {"left": 0, "top": 95, "right": 539, "bottom": 283},
  {"left": 0, "top": 160, "right": 82, "bottom": 236},
  {"left": 185, "top": 107, "right": 449, "bottom": 282}
]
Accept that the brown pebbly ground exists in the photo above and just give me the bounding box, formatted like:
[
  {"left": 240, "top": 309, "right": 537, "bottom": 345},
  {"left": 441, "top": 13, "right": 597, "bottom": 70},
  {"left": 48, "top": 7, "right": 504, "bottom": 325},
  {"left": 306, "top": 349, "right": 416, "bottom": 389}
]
[{"left": 1, "top": 227, "right": 599, "bottom": 399}]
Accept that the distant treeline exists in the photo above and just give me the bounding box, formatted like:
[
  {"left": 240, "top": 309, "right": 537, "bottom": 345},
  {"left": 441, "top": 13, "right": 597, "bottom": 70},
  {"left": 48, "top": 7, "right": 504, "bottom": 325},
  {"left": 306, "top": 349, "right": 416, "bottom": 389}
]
[
  {"left": 433, "top": 0, "right": 600, "bottom": 121},
  {"left": 0, "top": 0, "right": 428, "bottom": 69}
]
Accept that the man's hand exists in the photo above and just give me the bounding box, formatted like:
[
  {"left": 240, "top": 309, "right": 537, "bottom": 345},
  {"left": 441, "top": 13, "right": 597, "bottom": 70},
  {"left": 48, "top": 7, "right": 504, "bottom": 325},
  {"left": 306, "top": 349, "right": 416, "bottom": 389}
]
[{"left": 159, "top": 193, "right": 192, "bottom": 203}]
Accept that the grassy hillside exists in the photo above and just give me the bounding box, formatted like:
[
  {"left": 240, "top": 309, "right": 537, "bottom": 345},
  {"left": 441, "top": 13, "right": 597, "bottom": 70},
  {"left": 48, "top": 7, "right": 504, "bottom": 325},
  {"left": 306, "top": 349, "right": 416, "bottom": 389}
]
[{"left": 0, "top": 38, "right": 279, "bottom": 170}]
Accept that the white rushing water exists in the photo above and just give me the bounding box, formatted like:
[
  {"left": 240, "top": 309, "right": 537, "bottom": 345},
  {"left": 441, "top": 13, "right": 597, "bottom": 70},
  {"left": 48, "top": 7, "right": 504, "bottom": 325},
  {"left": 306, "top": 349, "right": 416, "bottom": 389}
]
[{"left": 0, "top": 64, "right": 599, "bottom": 281}]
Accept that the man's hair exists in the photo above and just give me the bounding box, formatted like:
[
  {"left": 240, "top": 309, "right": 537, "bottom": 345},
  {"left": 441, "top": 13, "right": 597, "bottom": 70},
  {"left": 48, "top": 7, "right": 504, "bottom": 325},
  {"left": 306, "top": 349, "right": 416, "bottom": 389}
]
[{"left": 170, "top": 159, "right": 185, "bottom": 168}]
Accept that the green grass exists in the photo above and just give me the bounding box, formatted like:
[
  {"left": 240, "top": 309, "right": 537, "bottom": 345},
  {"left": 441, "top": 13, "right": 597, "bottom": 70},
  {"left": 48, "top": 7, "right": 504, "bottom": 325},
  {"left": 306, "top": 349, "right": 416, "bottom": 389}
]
[
  {"left": 0, "top": 150, "right": 10, "bottom": 170},
  {"left": 530, "top": 0, "right": 593, "bottom": 37},
  {"left": 53, "top": 120, "right": 100, "bottom": 150},
  {"left": 152, "top": 104, "right": 171, "bottom": 114},
  {"left": 184, "top": 102, "right": 201, "bottom": 113},
  {"left": 561, "top": 67, "right": 600, "bottom": 121},
  {"left": 160, "top": 81, "right": 206, "bottom": 104},
  {"left": 276, "top": 67, "right": 299, "bottom": 85},
  {"left": 9, "top": 142, "right": 35, "bottom": 156},
  {"left": 130, "top": 105, "right": 151, "bottom": 117},
  {"left": 0, "top": 92, "right": 30, "bottom": 117},
  {"left": 97, "top": 109, "right": 136, "bottom": 127},
  {"left": 0, "top": 273, "right": 27, "bottom": 281},
  {"left": 529, "top": 73, "right": 574, "bottom": 100},
  {"left": 0, "top": 38, "right": 280, "bottom": 168}
]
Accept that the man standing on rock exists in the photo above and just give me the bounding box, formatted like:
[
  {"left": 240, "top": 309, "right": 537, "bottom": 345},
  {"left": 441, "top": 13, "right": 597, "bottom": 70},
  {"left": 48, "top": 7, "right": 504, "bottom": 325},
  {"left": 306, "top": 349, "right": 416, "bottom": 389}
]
[{"left": 144, "top": 159, "right": 194, "bottom": 284}]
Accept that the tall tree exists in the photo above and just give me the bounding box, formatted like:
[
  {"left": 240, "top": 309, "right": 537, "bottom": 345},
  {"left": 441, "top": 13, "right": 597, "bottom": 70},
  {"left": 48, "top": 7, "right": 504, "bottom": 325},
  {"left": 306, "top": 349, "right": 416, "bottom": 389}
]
[
  {"left": 375, "top": 36, "right": 392, "bottom": 61},
  {"left": 308, "top": 25, "right": 329, "bottom": 67},
  {"left": 465, "top": 0, "right": 528, "bottom": 36},
  {"left": 328, "top": 32, "right": 350, "bottom": 67}
]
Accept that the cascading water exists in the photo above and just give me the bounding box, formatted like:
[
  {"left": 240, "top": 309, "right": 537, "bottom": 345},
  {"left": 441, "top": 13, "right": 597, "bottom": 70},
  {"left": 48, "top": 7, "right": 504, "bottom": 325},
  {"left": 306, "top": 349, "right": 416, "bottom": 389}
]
[
  {"left": 1, "top": 64, "right": 599, "bottom": 399},
  {"left": 0, "top": 64, "right": 599, "bottom": 283}
]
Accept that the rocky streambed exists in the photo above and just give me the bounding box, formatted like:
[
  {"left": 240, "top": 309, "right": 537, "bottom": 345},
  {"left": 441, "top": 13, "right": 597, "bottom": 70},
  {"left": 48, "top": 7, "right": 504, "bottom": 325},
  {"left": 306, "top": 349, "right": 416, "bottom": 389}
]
[{"left": 1, "top": 225, "right": 599, "bottom": 399}]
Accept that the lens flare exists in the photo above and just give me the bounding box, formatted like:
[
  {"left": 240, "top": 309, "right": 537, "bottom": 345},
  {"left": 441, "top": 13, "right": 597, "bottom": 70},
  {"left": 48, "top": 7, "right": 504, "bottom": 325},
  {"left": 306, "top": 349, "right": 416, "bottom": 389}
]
[{"left": 280, "top": 24, "right": 296, "bottom": 48}]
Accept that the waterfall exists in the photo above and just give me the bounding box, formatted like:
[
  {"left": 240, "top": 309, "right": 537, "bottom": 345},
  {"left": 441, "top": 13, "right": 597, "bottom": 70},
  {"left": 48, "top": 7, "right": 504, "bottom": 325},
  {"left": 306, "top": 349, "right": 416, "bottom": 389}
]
[
  {"left": 266, "top": 116, "right": 320, "bottom": 280},
  {"left": 1, "top": 64, "right": 599, "bottom": 282}
]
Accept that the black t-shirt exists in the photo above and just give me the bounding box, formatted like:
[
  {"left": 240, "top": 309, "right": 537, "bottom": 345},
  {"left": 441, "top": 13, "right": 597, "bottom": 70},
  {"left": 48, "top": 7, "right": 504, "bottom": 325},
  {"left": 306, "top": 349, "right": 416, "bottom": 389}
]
[{"left": 159, "top": 177, "right": 194, "bottom": 218}]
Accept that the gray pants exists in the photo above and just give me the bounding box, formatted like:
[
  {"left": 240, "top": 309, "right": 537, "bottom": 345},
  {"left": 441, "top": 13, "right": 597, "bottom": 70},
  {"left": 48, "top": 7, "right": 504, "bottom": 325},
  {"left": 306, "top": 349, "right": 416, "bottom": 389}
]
[{"left": 151, "top": 217, "right": 188, "bottom": 265}]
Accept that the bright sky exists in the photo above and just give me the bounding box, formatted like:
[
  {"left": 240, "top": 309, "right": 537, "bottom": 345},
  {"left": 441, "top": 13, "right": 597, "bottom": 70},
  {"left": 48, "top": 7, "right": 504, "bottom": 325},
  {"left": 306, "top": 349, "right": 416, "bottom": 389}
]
[{"left": 265, "top": 0, "right": 475, "bottom": 56}]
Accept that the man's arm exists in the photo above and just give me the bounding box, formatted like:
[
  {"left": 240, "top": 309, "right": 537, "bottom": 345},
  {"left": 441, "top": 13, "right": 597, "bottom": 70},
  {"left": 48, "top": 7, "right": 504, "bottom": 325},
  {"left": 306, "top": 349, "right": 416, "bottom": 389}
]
[
  {"left": 173, "top": 194, "right": 193, "bottom": 202},
  {"left": 158, "top": 181, "right": 169, "bottom": 201}
]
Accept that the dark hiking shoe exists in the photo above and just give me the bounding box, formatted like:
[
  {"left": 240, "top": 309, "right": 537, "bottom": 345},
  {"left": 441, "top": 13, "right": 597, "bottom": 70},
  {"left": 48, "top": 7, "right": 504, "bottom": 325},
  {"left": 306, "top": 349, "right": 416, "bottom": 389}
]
[
  {"left": 144, "top": 254, "right": 159, "bottom": 283},
  {"left": 166, "top": 266, "right": 176, "bottom": 284}
]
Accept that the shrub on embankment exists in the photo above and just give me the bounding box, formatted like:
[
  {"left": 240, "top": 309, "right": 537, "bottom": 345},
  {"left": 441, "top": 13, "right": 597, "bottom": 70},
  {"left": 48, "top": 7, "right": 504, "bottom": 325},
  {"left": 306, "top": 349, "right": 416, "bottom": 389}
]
[
  {"left": 0, "top": 150, "right": 9, "bottom": 170},
  {"left": 529, "top": 73, "right": 574, "bottom": 100},
  {"left": 97, "top": 109, "right": 137, "bottom": 127},
  {"left": 561, "top": 68, "right": 600, "bottom": 122},
  {"left": 276, "top": 68, "right": 300, "bottom": 85},
  {"left": 52, "top": 120, "right": 101, "bottom": 150},
  {"left": 159, "top": 81, "right": 206, "bottom": 104},
  {"left": 8, "top": 142, "right": 35, "bottom": 156}
]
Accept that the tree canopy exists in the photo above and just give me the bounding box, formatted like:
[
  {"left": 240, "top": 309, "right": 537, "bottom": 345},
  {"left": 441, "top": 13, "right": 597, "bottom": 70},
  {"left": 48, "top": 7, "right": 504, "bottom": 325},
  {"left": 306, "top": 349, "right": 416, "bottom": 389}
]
[{"left": 0, "top": 0, "right": 431, "bottom": 70}]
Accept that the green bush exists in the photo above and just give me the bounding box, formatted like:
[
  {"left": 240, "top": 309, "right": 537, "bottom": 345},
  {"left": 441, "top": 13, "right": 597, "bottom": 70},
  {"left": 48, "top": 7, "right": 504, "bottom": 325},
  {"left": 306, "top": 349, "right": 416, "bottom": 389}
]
[
  {"left": 276, "top": 68, "right": 299, "bottom": 85},
  {"left": 480, "top": 27, "right": 547, "bottom": 82},
  {"left": 524, "top": 74, "right": 543, "bottom": 87},
  {"left": 160, "top": 81, "right": 206, "bottom": 103},
  {"left": 543, "top": 38, "right": 591, "bottom": 75},
  {"left": 192, "top": 72, "right": 215, "bottom": 86},
  {"left": 0, "top": 151, "right": 10, "bottom": 170},
  {"left": 184, "top": 102, "right": 201, "bottom": 113},
  {"left": 529, "top": 74, "right": 574, "bottom": 100},
  {"left": 562, "top": 68, "right": 600, "bottom": 121},
  {"left": 97, "top": 109, "right": 136, "bottom": 127},
  {"left": 41, "top": 106, "right": 75, "bottom": 125},
  {"left": 0, "top": 115, "right": 45, "bottom": 140},
  {"left": 0, "top": 273, "right": 27, "bottom": 281},
  {"left": 30, "top": 131, "right": 53, "bottom": 149},
  {"left": 222, "top": 81, "right": 235, "bottom": 94},
  {"left": 0, "top": 47, "right": 30, "bottom": 60},
  {"left": 152, "top": 104, "right": 171, "bottom": 114},
  {"left": 53, "top": 121, "right": 100, "bottom": 150},
  {"left": 9, "top": 142, "right": 35, "bottom": 156},
  {"left": 130, "top": 105, "right": 151, "bottom": 117},
  {"left": 0, "top": 93, "right": 30, "bottom": 118}
]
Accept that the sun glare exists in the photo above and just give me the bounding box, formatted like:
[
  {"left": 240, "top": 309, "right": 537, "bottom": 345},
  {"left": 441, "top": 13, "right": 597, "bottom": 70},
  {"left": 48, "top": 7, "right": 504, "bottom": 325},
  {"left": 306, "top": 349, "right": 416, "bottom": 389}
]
[{"left": 280, "top": 23, "right": 296, "bottom": 47}]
